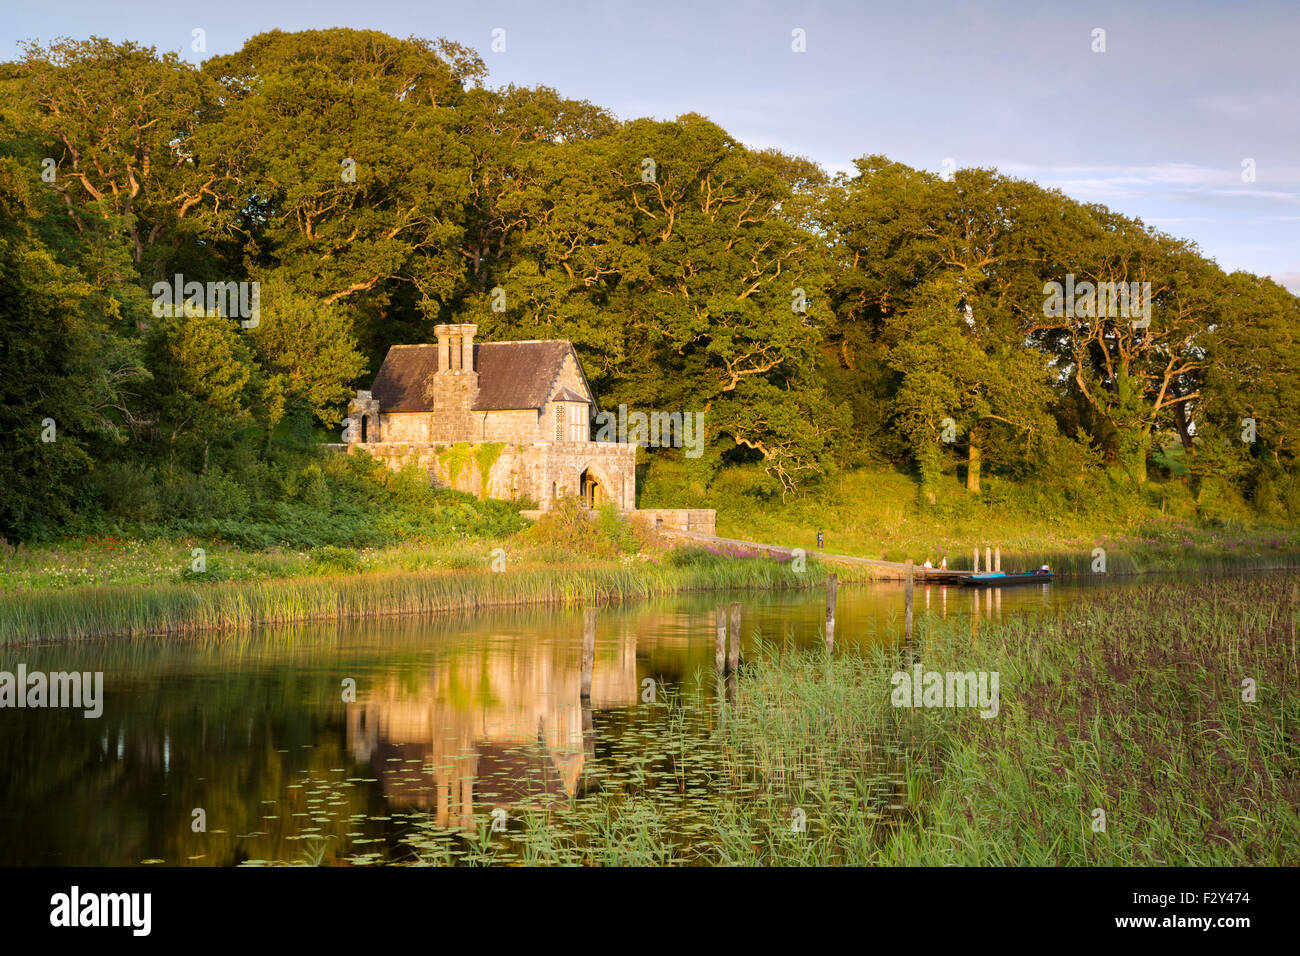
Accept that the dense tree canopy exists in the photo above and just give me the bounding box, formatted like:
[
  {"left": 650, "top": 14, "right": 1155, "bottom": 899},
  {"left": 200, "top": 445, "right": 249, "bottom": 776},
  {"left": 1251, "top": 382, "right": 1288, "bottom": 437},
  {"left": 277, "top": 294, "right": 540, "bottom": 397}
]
[{"left": 0, "top": 28, "right": 1296, "bottom": 539}]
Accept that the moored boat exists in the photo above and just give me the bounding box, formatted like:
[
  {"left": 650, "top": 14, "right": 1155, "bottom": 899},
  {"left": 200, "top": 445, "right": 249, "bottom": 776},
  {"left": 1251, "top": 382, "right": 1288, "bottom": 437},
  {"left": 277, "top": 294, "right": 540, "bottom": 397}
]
[{"left": 960, "top": 569, "right": 1054, "bottom": 587}]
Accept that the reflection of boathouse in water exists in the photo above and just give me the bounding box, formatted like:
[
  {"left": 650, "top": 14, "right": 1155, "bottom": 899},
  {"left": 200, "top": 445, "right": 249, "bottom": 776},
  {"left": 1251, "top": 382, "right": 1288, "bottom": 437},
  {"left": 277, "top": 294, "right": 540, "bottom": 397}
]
[{"left": 346, "top": 630, "right": 639, "bottom": 831}]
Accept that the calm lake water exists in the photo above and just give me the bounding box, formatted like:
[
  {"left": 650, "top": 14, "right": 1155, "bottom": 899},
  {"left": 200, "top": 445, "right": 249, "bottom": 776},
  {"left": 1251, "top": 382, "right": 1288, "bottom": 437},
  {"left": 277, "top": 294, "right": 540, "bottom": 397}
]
[{"left": 0, "top": 575, "right": 1153, "bottom": 865}]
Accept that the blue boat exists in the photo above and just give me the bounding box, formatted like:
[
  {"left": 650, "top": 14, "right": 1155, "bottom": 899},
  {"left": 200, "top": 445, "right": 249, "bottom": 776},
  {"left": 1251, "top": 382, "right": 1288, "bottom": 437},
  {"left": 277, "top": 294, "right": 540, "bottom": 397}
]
[{"left": 960, "top": 569, "right": 1054, "bottom": 587}]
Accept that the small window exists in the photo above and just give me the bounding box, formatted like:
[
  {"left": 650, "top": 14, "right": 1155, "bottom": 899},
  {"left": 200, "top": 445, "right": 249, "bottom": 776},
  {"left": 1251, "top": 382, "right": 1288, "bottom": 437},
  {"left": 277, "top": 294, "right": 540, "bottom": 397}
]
[{"left": 569, "top": 403, "right": 587, "bottom": 442}]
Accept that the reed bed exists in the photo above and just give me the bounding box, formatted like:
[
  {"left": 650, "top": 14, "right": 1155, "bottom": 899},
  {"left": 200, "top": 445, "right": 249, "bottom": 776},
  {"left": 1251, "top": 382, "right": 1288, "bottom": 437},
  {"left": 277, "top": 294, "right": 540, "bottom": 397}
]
[
  {"left": 444, "top": 574, "right": 1300, "bottom": 866},
  {"left": 0, "top": 555, "right": 860, "bottom": 644},
  {"left": 1017, "top": 547, "right": 1300, "bottom": 576}
]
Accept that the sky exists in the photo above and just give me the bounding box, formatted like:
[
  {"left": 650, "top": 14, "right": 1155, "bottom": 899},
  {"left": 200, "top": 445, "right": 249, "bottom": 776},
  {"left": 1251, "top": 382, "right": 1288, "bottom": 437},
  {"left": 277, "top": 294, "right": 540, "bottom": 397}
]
[{"left": 4, "top": 0, "right": 1297, "bottom": 291}]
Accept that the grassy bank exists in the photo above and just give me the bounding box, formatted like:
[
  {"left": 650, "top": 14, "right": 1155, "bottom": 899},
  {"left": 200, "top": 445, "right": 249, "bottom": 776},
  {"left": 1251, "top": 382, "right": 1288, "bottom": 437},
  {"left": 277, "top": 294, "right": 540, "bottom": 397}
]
[
  {"left": 0, "top": 491, "right": 879, "bottom": 642},
  {"left": 449, "top": 574, "right": 1300, "bottom": 865},
  {"left": 713, "top": 467, "right": 1300, "bottom": 573}
]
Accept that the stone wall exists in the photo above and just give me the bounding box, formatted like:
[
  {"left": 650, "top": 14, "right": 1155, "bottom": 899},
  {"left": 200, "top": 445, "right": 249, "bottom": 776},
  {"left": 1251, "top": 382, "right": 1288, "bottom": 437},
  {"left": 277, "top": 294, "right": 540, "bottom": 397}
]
[
  {"left": 337, "top": 438, "right": 636, "bottom": 510},
  {"left": 478, "top": 408, "right": 542, "bottom": 443},
  {"left": 631, "top": 509, "right": 717, "bottom": 536},
  {"left": 380, "top": 412, "right": 433, "bottom": 443},
  {"left": 518, "top": 507, "right": 717, "bottom": 537}
]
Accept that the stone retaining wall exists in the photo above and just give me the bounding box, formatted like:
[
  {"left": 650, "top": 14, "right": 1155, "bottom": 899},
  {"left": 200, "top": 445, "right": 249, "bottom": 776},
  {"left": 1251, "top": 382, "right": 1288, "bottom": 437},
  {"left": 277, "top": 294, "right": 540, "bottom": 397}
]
[
  {"left": 519, "top": 507, "right": 716, "bottom": 537},
  {"left": 328, "top": 440, "right": 637, "bottom": 510}
]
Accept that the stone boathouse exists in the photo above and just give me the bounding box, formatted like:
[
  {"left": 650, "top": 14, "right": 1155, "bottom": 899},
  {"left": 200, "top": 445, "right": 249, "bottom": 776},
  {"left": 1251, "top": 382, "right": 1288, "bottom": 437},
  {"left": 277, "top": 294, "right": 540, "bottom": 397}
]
[{"left": 340, "top": 323, "right": 715, "bottom": 534}]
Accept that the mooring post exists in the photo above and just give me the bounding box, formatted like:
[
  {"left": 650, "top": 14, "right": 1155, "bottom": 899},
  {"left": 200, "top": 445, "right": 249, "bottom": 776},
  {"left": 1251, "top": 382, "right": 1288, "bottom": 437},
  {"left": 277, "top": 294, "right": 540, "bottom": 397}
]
[
  {"left": 728, "top": 602, "right": 742, "bottom": 673},
  {"left": 715, "top": 604, "right": 727, "bottom": 673},
  {"left": 905, "top": 559, "right": 914, "bottom": 644},
  {"left": 995, "top": 546, "right": 1001, "bottom": 573},
  {"left": 581, "top": 607, "right": 596, "bottom": 700},
  {"left": 973, "top": 547, "right": 979, "bottom": 573},
  {"left": 985, "top": 547, "right": 992, "bottom": 575},
  {"left": 825, "top": 572, "right": 838, "bottom": 650}
]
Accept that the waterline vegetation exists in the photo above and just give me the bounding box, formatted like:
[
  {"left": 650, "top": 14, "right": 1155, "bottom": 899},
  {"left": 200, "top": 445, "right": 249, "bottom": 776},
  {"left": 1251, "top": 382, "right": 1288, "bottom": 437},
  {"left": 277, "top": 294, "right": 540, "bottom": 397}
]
[
  {"left": 0, "top": 544, "right": 859, "bottom": 644},
  {"left": 380, "top": 574, "right": 1300, "bottom": 866}
]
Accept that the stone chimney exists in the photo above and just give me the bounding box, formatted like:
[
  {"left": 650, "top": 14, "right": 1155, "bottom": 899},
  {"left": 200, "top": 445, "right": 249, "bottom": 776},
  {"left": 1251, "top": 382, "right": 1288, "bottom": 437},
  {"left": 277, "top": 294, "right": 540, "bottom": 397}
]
[
  {"left": 461, "top": 324, "right": 476, "bottom": 372},
  {"left": 428, "top": 323, "right": 479, "bottom": 441},
  {"left": 434, "top": 323, "right": 478, "bottom": 374},
  {"left": 435, "top": 324, "right": 452, "bottom": 373}
]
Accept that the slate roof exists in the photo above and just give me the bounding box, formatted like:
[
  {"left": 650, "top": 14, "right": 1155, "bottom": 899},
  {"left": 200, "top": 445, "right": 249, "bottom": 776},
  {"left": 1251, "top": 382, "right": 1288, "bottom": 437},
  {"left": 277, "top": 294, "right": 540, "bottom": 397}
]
[{"left": 371, "top": 340, "right": 593, "bottom": 412}]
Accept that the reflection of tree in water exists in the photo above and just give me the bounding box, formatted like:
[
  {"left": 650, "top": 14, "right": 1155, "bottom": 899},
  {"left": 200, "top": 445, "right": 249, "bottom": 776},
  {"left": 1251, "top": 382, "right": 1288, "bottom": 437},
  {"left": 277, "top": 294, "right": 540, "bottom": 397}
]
[
  {"left": 348, "top": 629, "right": 640, "bottom": 831},
  {"left": 0, "top": 667, "right": 357, "bottom": 867},
  {"left": 0, "top": 601, "right": 716, "bottom": 864}
]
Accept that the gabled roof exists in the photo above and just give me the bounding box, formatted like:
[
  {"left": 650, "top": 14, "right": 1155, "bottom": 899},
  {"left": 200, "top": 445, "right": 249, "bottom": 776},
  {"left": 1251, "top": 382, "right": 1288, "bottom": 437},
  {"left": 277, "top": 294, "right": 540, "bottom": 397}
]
[
  {"left": 551, "top": 386, "right": 589, "bottom": 403},
  {"left": 371, "top": 340, "right": 594, "bottom": 412}
]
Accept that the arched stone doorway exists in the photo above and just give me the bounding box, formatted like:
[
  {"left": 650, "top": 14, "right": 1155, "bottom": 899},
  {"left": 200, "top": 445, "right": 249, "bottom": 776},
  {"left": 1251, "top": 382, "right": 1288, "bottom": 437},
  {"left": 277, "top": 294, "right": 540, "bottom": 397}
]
[{"left": 580, "top": 467, "right": 605, "bottom": 508}]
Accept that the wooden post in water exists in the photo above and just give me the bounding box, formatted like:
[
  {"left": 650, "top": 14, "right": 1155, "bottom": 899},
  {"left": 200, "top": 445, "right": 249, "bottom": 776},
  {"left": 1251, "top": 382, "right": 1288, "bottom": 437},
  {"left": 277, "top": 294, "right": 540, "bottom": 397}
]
[
  {"left": 728, "top": 602, "right": 742, "bottom": 673},
  {"left": 994, "top": 547, "right": 1002, "bottom": 573},
  {"left": 582, "top": 698, "right": 596, "bottom": 762},
  {"left": 904, "top": 560, "right": 914, "bottom": 644},
  {"left": 985, "top": 547, "right": 992, "bottom": 575},
  {"left": 825, "top": 573, "right": 838, "bottom": 650},
  {"left": 581, "top": 607, "right": 596, "bottom": 701},
  {"left": 972, "top": 547, "right": 980, "bottom": 573},
  {"left": 715, "top": 605, "right": 727, "bottom": 674}
]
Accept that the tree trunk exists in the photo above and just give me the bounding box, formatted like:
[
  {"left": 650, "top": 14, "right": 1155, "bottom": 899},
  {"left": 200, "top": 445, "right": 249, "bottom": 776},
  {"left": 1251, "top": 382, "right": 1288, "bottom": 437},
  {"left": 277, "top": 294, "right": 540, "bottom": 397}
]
[
  {"left": 966, "top": 434, "right": 982, "bottom": 493},
  {"left": 1119, "top": 429, "right": 1150, "bottom": 484}
]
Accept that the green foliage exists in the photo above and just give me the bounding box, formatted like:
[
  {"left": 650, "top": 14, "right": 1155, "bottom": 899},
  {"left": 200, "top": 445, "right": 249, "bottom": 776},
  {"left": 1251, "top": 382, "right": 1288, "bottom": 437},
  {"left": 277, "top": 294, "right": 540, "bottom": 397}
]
[
  {"left": 0, "top": 28, "right": 1296, "bottom": 545},
  {"left": 75, "top": 444, "right": 527, "bottom": 551},
  {"left": 595, "top": 502, "right": 642, "bottom": 554},
  {"left": 472, "top": 442, "right": 505, "bottom": 498},
  {"left": 529, "top": 497, "right": 649, "bottom": 557},
  {"left": 146, "top": 308, "right": 256, "bottom": 458},
  {"left": 437, "top": 443, "right": 473, "bottom": 490},
  {"left": 246, "top": 276, "right": 367, "bottom": 428},
  {"left": 0, "top": 155, "right": 142, "bottom": 538},
  {"left": 305, "top": 545, "right": 361, "bottom": 576},
  {"left": 162, "top": 468, "right": 252, "bottom": 520},
  {"left": 179, "top": 558, "right": 231, "bottom": 583}
]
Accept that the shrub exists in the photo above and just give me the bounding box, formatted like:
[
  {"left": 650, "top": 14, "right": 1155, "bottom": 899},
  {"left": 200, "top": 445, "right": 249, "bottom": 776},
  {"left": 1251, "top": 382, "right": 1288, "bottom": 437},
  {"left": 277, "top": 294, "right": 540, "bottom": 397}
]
[
  {"left": 161, "top": 469, "right": 252, "bottom": 520},
  {"left": 298, "top": 464, "right": 331, "bottom": 510},
  {"left": 306, "top": 544, "right": 362, "bottom": 575},
  {"left": 596, "top": 502, "right": 641, "bottom": 554},
  {"left": 529, "top": 497, "right": 607, "bottom": 554},
  {"left": 96, "top": 462, "right": 162, "bottom": 522},
  {"left": 179, "top": 557, "right": 231, "bottom": 583},
  {"left": 665, "top": 545, "right": 714, "bottom": 568},
  {"left": 529, "top": 498, "right": 653, "bottom": 557}
]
